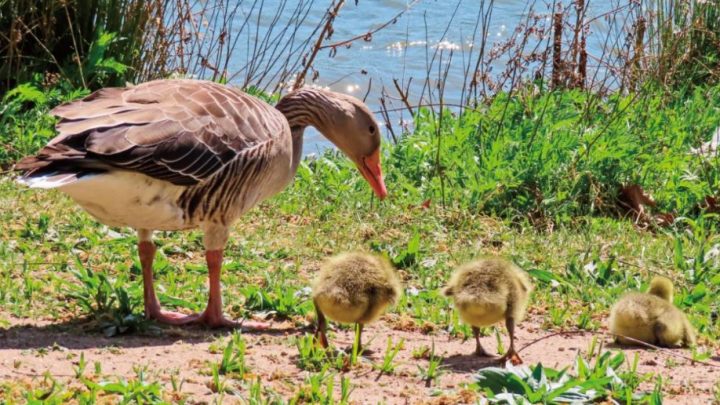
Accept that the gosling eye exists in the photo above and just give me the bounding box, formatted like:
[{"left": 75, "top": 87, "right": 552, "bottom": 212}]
[{"left": 369, "top": 125, "right": 376, "bottom": 134}]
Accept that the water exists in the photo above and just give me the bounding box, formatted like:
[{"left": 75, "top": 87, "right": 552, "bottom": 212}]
[{"left": 224, "top": 0, "right": 618, "bottom": 153}]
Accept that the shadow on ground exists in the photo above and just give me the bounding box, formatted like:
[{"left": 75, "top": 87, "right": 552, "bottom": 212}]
[
  {"left": 0, "top": 316, "right": 299, "bottom": 351},
  {"left": 443, "top": 353, "right": 499, "bottom": 372}
]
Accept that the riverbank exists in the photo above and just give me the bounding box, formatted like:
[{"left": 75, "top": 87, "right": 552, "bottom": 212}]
[{"left": 1, "top": 81, "right": 720, "bottom": 402}]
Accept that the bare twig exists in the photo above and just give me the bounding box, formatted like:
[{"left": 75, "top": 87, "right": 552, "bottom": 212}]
[
  {"left": 318, "top": 0, "right": 421, "bottom": 50},
  {"left": 378, "top": 94, "right": 398, "bottom": 144},
  {"left": 392, "top": 78, "right": 415, "bottom": 117},
  {"left": 13, "top": 20, "right": 67, "bottom": 79},
  {"left": 517, "top": 330, "right": 720, "bottom": 369},
  {"left": 551, "top": 6, "right": 564, "bottom": 89},
  {"left": 63, "top": 4, "right": 86, "bottom": 88},
  {"left": 293, "top": 0, "right": 346, "bottom": 90},
  {"left": 362, "top": 77, "right": 372, "bottom": 102}
]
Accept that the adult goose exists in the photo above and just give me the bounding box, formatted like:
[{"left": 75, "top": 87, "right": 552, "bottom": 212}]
[{"left": 16, "top": 79, "right": 387, "bottom": 328}]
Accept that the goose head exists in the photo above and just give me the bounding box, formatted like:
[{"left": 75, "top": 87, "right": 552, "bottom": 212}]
[
  {"left": 277, "top": 88, "right": 388, "bottom": 199},
  {"left": 323, "top": 96, "right": 387, "bottom": 200}
]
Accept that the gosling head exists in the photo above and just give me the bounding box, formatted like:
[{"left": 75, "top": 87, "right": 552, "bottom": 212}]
[{"left": 648, "top": 276, "right": 674, "bottom": 302}]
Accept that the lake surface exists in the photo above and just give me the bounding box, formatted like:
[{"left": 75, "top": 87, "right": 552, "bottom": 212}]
[{"left": 224, "top": 0, "right": 617, "bottom": 153}]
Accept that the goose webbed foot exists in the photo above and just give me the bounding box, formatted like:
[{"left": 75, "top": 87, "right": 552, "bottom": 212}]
[
  {"left": 145, "top": 305, "right": 270, "bottom": 329},
  {"left": 144, "top": 300, "right": 198, "bottom": 325},
  {"left": 192, "top": 311, "right": 270, "bottom": 330},
  {"left": 140, "top": 240, "right": 270, "bottom": 330}
]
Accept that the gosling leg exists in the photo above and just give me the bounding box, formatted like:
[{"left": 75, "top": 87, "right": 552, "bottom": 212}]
[
  {"left": 499, "top": 317, "right": 523, "bottom": 365},
  {"left": 473, "top": 326, "right": 489, "bottom": 356},
  {"left": 354, "top": 323, "right": 364, "bottom": 353},
  {"left": 314, "top": 300, "right": 329, "bottom": 348}
]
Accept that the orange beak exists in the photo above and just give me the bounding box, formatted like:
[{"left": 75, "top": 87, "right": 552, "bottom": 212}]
[{"left": 358, "top": 148, "right": 388, "bottom": 200}]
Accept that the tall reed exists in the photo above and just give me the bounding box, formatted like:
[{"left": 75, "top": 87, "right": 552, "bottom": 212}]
[{"left": 646, "top": 0, "right": 720, "bottom": 89}]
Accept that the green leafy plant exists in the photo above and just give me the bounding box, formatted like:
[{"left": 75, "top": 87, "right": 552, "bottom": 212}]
[
  {"left": 474, "top": 350, "right": 658, "bottom": 403},
  {"left": 375, "top": 337, "right": 405, "bottom": 374},
  {"left": 217, "top": 332, "right": 249, "bottom": 378},
  {"left": 240, "top": 284, "right": 312, "bottom": 319},
  {"left": 392, "top": 231, "right": 421, "bottom": 269},
  {"left": 84, "top": 366, "right": 165, "bottom": 404},
  {"left": 63, "top": 259, "right": 148, "bottom": 337},
  {"left": 417, "top": 341, "right": 444, "bottom": 386},
  {"left": 295, "top": 333, "right": 332, "bottom": 372}
]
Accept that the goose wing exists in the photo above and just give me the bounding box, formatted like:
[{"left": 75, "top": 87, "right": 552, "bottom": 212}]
[{"left": 17, "top": 80, "right": 286, "bottom": 186}]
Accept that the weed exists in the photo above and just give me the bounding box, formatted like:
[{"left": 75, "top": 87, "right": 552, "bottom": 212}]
[
  {"left": 546, "top": 303, "right": 570, "bottom": 329},
  {"left": 240, "top": 283, "right": 312, "bottom": 319},
  {"left": 217, "top": 332, "right": 249, "bottom": 378},
  {"left": 290, "top": 369, "right": 352, "bottom": 405},
  {"left": 350, "top": 323, "right": 362, "bottom": 367},
  {"left": 493, "top": 328, "right": 505, "bottom": 356},
  {"left": 295, "top": 333, "right": 332, "bottom": 372},
  {"left": 473, "top": 349, "right": 657, "bottom": 403},
  {"left": 412, "top": 345, "right": 431, "bottom": 360},
  {"left": 73, "top": 353, "right": 87, "bottom": 379},
  {"left": 245, "top": 377, "right": 283, "bottom": 404},
  {"left": 208, "top": 363, "right": 228, "bottom": 395},
  {"left": 60, "top": 258, "right": 159, "bottom": 337},
  {"left": 417, "top": 341, "right": 444, "bottom": 386},
  {"left": 85, "top": 366, "right": 165, "bottom": 404},
  {"left": 169, "top": 370, "right": 184, "bottom": 396},
  {"left": 375, "top": 337, "right": 405, "bottom": 374}
]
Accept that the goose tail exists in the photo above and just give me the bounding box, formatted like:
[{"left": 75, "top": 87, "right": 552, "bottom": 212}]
[{"left": 17, "top": 170, "right": 98, "bottom": 189}]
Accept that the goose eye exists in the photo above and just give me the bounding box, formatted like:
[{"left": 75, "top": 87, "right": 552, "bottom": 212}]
[{"left": 369, "top": 125, "right": 376, "bottom": 134}]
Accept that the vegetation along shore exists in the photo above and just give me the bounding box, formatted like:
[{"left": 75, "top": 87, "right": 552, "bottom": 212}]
[{"left": 1, "top": 0, "right": 720, "bottom": 403}]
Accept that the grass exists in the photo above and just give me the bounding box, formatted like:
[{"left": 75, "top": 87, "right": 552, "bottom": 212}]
[
  {"left": 416, "top": 341, "right": 444, "bottom": 386},
  {"left": 216, "top": 332, "right": 249, "bottom": 378},
  {"left": 0, "top": 172, "right": 720, "bottom": 399},
  {"left": 374, "top": 337, "right": 404, "bottom": 375},
  {"left": 4, "top": 170, "right": 716, "bottom": 337},
  {"left": 1, "top": 156, "right": 719, "bottom": 400},
  {"left": 0, "top": 366, "right": 170, "bottom": 404},
  {"left": 1, "top": 157, "right": 719, "bottom": 399},
  {"left": 2, "top": 78, "right": 720, "bottom": 401}
]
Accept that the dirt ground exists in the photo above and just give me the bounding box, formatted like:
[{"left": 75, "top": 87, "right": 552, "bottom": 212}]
[{"left": 1, "top": 313, "right": 718, "bottom": 404}]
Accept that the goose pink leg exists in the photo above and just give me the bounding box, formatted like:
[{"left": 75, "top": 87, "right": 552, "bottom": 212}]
[
  {"left": 195, "top": 250, "right": 244, "bottom": 328},
  {"left": 139, "top": 241, "right": 269, "bottom": 329},
  {"left": 140, "top": 241, "right": 191, "bottom": 323},
  {"left": 195, "top": 249, "right": 270, "bottom": 329}
]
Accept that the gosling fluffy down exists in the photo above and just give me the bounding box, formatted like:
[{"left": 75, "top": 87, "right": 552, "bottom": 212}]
[
  {"left": 443, "top": 257, "right": 533, "bottom": 364},
  {"left": 443, "top": 257, "right": 532, "bottom": 327},
  {"left": 312, "top": 252, "right": 402, "bottom": 325},
  {"left": 609, "top": 276, "right": 696, "bottom": 348}
]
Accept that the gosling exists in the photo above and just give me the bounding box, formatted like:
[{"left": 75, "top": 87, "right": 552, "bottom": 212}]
[
  {"left": 443, "top": 257, "right": 532, "bottom": 365},
  {"left": 609, "top": 276, "right": 696, "bottom": 348},
  {"left": 311, "top": 252, "right": 402, "bottom": 349}
]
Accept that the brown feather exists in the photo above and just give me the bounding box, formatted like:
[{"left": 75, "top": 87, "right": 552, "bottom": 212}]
[{"left": 18, "top": 79, "right": 287, "bottom": 186}]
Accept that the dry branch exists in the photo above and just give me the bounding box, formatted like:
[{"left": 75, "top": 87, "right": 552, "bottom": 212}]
[
  {"left": 293, "top": 0, "right": 346, "bottom": 90},
  {"left": 318, "top": 0, "right": 421, "bottom": 51}
]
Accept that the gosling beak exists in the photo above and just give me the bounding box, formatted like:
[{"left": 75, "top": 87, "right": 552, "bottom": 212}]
[{"left": 358, "top": 148, "right": 388, "bottom": 200}]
